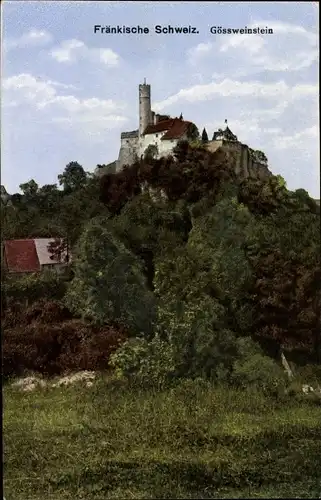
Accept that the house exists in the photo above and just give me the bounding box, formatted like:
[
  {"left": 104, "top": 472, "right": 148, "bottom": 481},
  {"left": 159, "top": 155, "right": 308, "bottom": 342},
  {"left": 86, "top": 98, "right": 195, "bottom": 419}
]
[{"left": 3, "top": 238, "right": 69, "bottom": 275}]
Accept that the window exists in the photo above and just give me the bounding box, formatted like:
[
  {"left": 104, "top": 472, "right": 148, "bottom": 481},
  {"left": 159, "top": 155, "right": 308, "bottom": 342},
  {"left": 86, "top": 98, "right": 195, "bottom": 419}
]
[{"left": 156, "top": 134, "right": 158, "bottom": 138}]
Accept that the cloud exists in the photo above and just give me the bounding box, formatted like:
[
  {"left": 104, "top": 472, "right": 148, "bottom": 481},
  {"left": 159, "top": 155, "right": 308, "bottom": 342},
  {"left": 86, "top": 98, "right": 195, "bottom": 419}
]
[
  {"left": 187, "top": 20, "right": 318, "bottom": 73},
  {"left": 3, "top": 73, "right": 128, "bottom": 136},
  {"left": 46, "top": 80, "right": 79, "bottom": 90},
  {"left": 187, "top": 42, "right": 212, "bottom": 64},
  {"left": 4, "top": 29, "right": 53, "bottom": 51},
  {"left": 3, "top": 73, "right": 56, "bottom": 103},
  {"left": 153, "top": 78, "right": 318, "bottom": 111},
  {"left": 219, "top": 20, "right": 318, "bottom": 72},
  {"left": 50, "top": 39, "right": 120, "bottom": 67},
  {"left": 272, "top": 125, "right": 319, "bottom": 150}
]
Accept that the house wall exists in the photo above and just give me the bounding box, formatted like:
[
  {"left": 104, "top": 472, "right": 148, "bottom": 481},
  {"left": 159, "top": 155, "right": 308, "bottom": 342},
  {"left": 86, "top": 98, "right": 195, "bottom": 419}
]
[
  {"left": 139, "top": 131, "right": 181, "bottom": 159},
  {"left": 41, "top": 263, "right": 67, "bottom": 273}
]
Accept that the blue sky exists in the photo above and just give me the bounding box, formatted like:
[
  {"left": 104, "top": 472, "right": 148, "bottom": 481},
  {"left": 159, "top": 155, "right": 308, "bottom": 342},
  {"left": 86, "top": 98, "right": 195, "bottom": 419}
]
[{"left": 2, "top": 1, "right": 319, "bottom": 197}]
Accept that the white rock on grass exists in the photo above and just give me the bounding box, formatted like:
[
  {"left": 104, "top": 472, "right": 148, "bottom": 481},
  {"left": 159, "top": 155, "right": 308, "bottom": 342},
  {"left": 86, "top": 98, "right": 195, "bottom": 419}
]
[
  {"left": 302, "top": 384, "right": 315, "bottom": 394},
  {"left": 12, "top": 371, "right": 97, "bottom": 391},
  {"left": 51, "top": 371, "right": 96, "bottom": 388},
  {"left": 12, "top": 376, "right": 46, "bottom": 392}
]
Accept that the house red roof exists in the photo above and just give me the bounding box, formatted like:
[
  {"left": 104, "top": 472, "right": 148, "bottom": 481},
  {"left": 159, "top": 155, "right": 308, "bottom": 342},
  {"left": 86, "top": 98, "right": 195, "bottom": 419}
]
[
  {"left": 161, "top": 119, "right": 192, "bottom": 140},
  {"left": 3, "top": 238, "right": 68, "bottom": 273},
  {"left": 143, "top": 118, "right": 192, "bottom": 140},
  {"left": 4, "top": 239, "right": 40, "bottom": 273},
  {"left": 144, "top": 119, "right": 174, "bottom": 135}
]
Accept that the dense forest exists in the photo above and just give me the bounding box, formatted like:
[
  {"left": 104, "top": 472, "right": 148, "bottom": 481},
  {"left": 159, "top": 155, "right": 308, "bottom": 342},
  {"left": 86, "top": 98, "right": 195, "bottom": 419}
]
[{"left": 2, "top": 142, "right": 320, "bottom": 384}]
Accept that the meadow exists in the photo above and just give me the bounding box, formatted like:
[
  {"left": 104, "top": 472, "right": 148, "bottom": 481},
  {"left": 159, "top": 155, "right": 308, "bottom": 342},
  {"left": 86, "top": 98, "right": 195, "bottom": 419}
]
[{"left": 3, "top": 375, "right": 321, "bottom": 499}]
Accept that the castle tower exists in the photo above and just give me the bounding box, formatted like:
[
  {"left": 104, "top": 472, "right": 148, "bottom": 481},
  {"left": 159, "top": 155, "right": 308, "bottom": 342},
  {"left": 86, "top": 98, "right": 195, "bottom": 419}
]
[{"left": 139, "top": 80, "right": 152, "bottom": 136}]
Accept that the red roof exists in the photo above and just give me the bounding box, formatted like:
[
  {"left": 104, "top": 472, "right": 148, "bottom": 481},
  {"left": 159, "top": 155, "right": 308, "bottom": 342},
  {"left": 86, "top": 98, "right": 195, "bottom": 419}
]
[
  {"left": 161, "top": 119, "right": 192, "bottom": 140},
  {"left": 143, "top": 118, "right": 192, "bottom": 140},
  {"left": 4, "top": 239, "right": 40, "bottom": 273},
  {"left": 144, "top": 119, "right": 174, "bottom": 135}
]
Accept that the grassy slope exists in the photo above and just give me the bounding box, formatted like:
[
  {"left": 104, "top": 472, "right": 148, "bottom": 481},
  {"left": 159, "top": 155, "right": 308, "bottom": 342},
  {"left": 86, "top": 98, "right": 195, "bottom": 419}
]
[{"left": 3, "top": 376, "right": 321, "bottom": 499}]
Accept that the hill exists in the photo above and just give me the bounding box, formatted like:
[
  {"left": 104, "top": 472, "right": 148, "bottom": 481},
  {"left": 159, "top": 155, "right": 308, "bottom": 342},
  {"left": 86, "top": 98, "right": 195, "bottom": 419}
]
[
  {"left": 2, "top": 143, "right": 320, "bottom": 373},
  {"left": 2, "top": 143, "right": 321, "bottom": 499}
]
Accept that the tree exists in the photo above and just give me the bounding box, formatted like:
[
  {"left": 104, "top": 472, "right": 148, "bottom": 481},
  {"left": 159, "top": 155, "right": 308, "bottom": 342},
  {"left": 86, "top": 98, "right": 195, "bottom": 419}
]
[
  {"left": 153, "top": 246, "right": 240, "bottom": 379},
  {"left": 243, "top": 201, "right": 321, "bottom": 361},
  {"left": 144, "top": 144, "right": 158, "bottom": 161},
  {"left": 58, "top": 162, "right": 88, "bottom": 193},
  {"left": 37, "top": 184, "right": 61, "bottom": 213},
  {"left": 65, "top": 217, "right": 157, "bottom": 335},
  {"left": 19, "top": 179, "right": 39, "bottom": 200},
  {"left": 186, "top": 123, "right": 199, "bottom": 141},
  {"left": 110, "top": 193, "right": 191, "bottom": 289},
  {"left": 201, "top": 128, "right": 209, "bottom": 143},
  {"left": 188, "top": 197, "right": 255, "bottom": 334}
]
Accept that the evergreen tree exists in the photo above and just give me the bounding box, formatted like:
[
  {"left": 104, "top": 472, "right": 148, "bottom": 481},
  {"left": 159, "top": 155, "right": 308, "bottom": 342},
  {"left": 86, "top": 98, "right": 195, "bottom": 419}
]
[{"left": 201, "top": 128, "right": 209, "bottom": 143}]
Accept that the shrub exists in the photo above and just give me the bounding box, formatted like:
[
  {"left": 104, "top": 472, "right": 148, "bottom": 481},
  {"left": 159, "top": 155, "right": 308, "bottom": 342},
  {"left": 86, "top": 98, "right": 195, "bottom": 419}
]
[
  {"left": 2, "top": 299, "right": 73, "bottom": 329},
  {"left": 3, "top": 319, "right": 128, "bottom": 378},
  {"left": 109, "top": 335, "right": 177, "bottom": 389},
  {"left": 2, "top": 271, "right": 68, "bottom": 309},
  {"left": 231, "top": 352, "right": 287, "bottom": 395}
]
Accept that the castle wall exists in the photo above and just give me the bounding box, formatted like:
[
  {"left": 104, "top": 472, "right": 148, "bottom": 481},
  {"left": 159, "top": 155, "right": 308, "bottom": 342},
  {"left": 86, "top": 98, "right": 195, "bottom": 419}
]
[
  {"left": 117, "top": 136, "right": 139, "bottom": 171},
  {"left": 241, "top": 145, "right": 249, "bottom": 179},
  {"left": 206, "top": 140, "right": 223, "bottom": 154},
  {"left": 206, "top": 140, "right": 271, "bottom": 181},
  {"left": 94, "top": 161, "right": 117, "bottom": 177}
]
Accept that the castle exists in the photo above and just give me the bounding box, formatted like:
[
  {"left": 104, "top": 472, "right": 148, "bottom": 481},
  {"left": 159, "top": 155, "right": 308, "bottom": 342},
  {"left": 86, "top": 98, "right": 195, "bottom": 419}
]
[
  {"left": 94, "top": 81, "right": 272, "bottom": 182},
  {"left": 115, "top": 79, "right": 197, "bottom": 173}
]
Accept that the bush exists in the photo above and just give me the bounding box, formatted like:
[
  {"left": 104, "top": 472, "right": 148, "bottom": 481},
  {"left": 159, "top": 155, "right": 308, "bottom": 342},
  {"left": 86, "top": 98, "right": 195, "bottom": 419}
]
[
  {"left": 3, "top": 319, "right": 128, "bottom": 378},
  {"left": 231, "top": 352, "right": 287, "bottom": 395},
  {"left": 2, "top": 299, "right": 73, "bottom": 329},
  {"left": 109, "top": 335, "right": 176, "bottom": 389},
  {"left": 2, "top": 271, "right": 68, "bottom": 309},
  {"left": 295, "top": 364, "right": 321, "bottom": 384}
]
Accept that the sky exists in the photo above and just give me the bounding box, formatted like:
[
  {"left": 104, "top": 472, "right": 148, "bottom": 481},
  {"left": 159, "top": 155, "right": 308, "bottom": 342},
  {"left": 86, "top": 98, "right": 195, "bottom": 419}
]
[{"left": 2, "top": 1, "right": 320, "bottom": 197}]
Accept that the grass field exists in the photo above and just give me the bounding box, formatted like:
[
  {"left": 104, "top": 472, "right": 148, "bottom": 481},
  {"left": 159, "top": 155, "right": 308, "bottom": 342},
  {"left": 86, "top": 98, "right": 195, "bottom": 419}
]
[{"left": 3, "top": 375, "right": 321, "bottom": 499}]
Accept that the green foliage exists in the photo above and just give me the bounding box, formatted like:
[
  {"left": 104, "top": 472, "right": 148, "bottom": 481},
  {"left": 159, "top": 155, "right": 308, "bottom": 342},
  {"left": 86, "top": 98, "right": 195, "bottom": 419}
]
[
  {"left": 201, "top": 127, "right": 209, "bottom": 143},
  {"left": 2, "top": 271, "right": 68, "bottom": 308},
  {"left": 19, "top": 179, "right": 39, "bottom": 198},
  {"left": 109, "top": 193, "right": 191, "bottom": 288},
  {"left": 144, "top": 144, "right": 158, "bottom": 160},
  {"left": 111, "top": 287, "right": 267, "bottom": 386},
  {"left": 109, "top": 335, "right": 176, "bottom": 388},
  {"left": 65, "top": 217, "right": 156, "bottom": 334},
  {"left": 2, "top": 141, "right": 320, "bottom": 384},
  {"left": 249, "top": 149, "right": 268, "bottom": 165},
  {"left": 187, "top": 198, "right": 255, "bottom": 333},
  {"left": 243, "top": 194, "right": 321, "bottom": 359},
  {"left": 186, "top": 123, "right": 200, "bottom": 141},
  {"left": 231, "top": 352, "right": 287, "bottom": 395},
  {"left": 58, "top": 161, "right": 88, "bottom": 193}
]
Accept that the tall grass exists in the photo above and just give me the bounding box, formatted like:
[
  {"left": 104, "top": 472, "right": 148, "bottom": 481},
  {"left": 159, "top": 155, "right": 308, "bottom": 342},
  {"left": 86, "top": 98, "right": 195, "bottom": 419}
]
[{"left": 3, "top": 376, "right": 321, "bottom": 499}]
